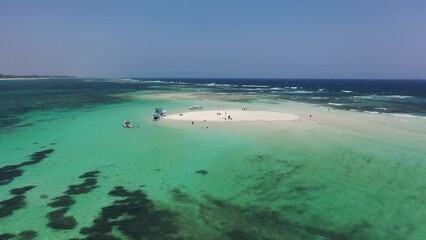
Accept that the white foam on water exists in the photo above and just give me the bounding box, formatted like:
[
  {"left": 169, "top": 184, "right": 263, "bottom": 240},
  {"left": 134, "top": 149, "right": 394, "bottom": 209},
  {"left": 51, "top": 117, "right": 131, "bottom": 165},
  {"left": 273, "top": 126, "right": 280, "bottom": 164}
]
[
  {"left": 365, "top": 111, "right": 379, "bottom": 114},
  {"left": 387, "top": 95, "right": 413, "bottom": 99},
  {"left": 393, "top": 113, "right": 418, "bottom": 118},
  {"left": 242, "top": 84, "right": 269, "bottom": 88}
]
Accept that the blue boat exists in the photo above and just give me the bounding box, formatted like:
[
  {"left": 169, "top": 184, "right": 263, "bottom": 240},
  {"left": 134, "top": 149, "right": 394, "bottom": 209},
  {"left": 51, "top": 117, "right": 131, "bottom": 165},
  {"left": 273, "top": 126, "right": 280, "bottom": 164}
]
[{"left": 155, "top": 107, "right": 167, "bottom": 116}]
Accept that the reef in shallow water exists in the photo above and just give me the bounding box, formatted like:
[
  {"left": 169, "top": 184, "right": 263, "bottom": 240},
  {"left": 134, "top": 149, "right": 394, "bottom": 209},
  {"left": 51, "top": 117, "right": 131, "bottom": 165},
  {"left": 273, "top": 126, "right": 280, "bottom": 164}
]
[
  {"left": 166, "top": 186, "right": 378, "bottom": 240},
  {"left": 78, "top": 170, "right": 100, "bottom": 179},
  {"left": 46, "top": 207, "right": 77, "bottom": 230},
  {"left": 0, "top": 149, "right": 54, "bottom": 186},
  {"left": 195, "top": 170, "right": 208, "bottom": 175},
  {"left": 64, "top": 178, "right": 98, "bottom": 195},
  {"left": 9, "top": 185, "right": 36, "bottom": 195},
  {"left": 15, "top": 230, "right": 38, "bottom": 240},
  {"left": 0, "top": 233, "right": 15, "bottom": 240},
  {"left": 48, "top": 195, "right": 76, "bottom": 208},
  {"left": 0, "top": 193, "right": 33, "bottom": 219},
  {"left": 163, "top": 151, "right": 383, "bottom": 240},
  {"left": 78, "top": 186, "right": 179, "bottom": 240},
  {"left": 0, "top": 165, "right": 23, "bottom": 186},
  {"left": 0, "top": 185, "right": 36, "bottom": 219},
  {"left": 46, "top": 170, "right": 101, "bottom": 230}
]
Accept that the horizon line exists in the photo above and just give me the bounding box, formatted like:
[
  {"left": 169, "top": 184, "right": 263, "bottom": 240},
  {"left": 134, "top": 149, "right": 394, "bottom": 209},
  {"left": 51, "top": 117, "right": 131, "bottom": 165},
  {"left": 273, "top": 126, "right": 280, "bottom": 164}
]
[{"left": 2, "top": 73, "right": 426, "bottom": 81}]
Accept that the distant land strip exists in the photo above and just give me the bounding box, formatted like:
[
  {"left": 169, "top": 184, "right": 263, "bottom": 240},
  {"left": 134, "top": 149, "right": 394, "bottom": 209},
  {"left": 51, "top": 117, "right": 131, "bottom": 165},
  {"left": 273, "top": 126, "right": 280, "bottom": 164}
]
[{"left": 0, "top": 74, "right": 75, "bottom": 79}]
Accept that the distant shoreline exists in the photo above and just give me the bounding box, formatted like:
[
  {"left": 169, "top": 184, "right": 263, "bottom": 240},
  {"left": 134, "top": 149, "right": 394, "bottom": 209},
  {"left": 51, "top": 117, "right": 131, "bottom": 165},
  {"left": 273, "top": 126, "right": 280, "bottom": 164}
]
[
  {"left": 0, "top": 77, "right": 57, "bottom": 81},
  {"left": 0, "top": 76, "right": 76, "bottom": 81},
  {"left": 0, "top": 73, "right": 75, "bottom": 80}
]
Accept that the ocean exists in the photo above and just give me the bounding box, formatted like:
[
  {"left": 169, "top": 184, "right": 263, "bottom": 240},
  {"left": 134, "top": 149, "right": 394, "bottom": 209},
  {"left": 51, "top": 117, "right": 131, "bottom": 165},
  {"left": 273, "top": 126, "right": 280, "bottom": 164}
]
[{"left": 1, "top": 78, "right": 426, "bottom": 240}]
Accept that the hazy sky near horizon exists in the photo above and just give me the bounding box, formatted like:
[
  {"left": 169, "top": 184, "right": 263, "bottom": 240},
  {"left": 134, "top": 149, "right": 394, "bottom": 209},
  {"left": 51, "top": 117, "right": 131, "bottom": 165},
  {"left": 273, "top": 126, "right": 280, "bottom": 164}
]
[{"left": 1, "top": 1, "right": 426, "bottom": 79}]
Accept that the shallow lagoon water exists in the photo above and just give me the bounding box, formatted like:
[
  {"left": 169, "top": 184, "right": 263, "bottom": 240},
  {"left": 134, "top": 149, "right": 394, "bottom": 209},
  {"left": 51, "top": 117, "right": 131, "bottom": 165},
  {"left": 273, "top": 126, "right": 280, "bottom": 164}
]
[{"left": 1, "top": 79, "right": 426, "bottom": 239}]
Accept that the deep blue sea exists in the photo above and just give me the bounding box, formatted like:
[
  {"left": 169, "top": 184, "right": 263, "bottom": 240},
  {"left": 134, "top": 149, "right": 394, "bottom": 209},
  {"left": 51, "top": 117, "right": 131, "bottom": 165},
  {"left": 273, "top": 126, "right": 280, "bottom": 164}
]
[{"left": 139, "top": 78, "right": 426, "bottom": 115}]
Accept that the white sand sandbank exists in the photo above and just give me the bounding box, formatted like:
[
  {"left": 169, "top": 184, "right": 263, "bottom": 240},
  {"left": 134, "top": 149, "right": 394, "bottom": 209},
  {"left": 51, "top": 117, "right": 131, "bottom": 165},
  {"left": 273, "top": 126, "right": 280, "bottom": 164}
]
[{"left": 165, "top": 110, "right": 299, "bottom": 122}]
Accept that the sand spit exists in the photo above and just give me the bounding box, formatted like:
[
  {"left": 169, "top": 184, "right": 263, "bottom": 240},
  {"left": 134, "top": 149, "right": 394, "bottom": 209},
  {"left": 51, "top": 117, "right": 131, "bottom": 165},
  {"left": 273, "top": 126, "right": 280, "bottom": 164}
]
[{"left": 164, "top": 110, "right": 299, "bottom": 122}]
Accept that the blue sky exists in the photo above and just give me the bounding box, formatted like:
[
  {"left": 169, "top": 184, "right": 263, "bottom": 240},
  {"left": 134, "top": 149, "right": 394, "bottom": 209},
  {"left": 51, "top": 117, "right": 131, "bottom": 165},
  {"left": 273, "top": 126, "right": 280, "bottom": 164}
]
[{"left": 1, "top": 1, "right": 425, "bottom": 79}]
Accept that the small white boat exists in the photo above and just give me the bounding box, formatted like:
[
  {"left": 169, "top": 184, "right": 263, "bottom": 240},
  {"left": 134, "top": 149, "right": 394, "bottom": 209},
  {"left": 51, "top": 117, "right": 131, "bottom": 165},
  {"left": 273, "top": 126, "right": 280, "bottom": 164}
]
[{"left": 123, "top": 120, "right": 133, "bottom": 128}]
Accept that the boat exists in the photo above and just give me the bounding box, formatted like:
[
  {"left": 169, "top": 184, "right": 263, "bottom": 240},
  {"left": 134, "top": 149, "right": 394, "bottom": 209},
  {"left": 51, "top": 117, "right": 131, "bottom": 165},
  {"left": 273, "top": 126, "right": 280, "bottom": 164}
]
[
  {"left": 153, "top": 114, "right": 161, "bottom": 121},
  {"left": 189, "top": 105, "right": 202, "bottom": 110},
  {"left": 153, "top": 107, "right": 166, "bottom": 121},
  {"left": 155, "top": 107, "right": 167, "bottom": 116},
  {"left": 123, "top": 120, "right": 133, "bottom": 128}
]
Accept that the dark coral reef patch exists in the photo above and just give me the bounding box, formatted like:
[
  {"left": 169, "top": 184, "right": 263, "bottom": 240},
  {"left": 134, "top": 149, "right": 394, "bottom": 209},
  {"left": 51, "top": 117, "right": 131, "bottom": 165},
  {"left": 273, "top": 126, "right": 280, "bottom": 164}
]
[
  {"left": 200, "top": 194, "right": 376, "bottom": 240},
  {"left": 9, "top": 186, "right": 36, "bottom": 195},
  {"left": 17, "top": 230, "right": 38, "bottom": 240},
  {"left": 79, "top": 186, "right": 179, "bottom": 240},
  {"left": 48, "top": 195, "right": 76, "bottom": 208},
  {"left": 79, "top": 170, "right": 100, "bottom": 179},
  {"left": 0, "top": 195, "right": 28, "bottom": 219},
  {"left": 22, "top": 149, "right": 55, "bottom": 166},
  {"left": 0, "top": 165, "right": 24, "bottom": 186},
  {"left": 0, "top": 184, "right": 35, "bottom": 219},
  {"left": 45, "top": 170, "right": 101, "bottom": 231},
  {"left": 46, "top": 207, "right": 77, "bottom": 230},
  {"left": 64, "top": 178, "right": 98, "bottom": 195},
  {"left": 195, "top": 170, "right": 208, "bottom": 175},
  {"left": 0, "top": 233, "right": 15, "bottom": 240},
  {"left": 31, "top": 148, "right": 54, "bottom": 159},
  {"left": 107, "top": 186, "right": 130, "bottom": 197},
  {"left": 0, "top": 149, "right": 54, "bottom": 186}
]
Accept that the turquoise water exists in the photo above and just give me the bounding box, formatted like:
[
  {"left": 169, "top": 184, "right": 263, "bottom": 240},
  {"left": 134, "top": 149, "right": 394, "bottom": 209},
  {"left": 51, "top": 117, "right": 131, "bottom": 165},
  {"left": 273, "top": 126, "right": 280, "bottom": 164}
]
[{"left": 1, "top": 80, "right": 426, "bottom": 239}]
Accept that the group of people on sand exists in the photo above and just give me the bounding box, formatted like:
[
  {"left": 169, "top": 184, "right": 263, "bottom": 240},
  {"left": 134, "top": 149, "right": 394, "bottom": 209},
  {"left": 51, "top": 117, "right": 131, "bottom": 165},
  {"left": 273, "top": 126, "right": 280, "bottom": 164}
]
[
  {"left": 242, "top": 107, "right": 248, "bottom": 110},
  {"left": 214, "top": 111, "right": 233, "bottom": 120}
]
